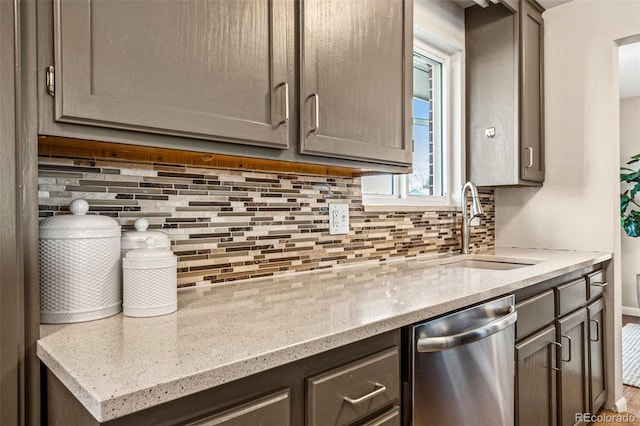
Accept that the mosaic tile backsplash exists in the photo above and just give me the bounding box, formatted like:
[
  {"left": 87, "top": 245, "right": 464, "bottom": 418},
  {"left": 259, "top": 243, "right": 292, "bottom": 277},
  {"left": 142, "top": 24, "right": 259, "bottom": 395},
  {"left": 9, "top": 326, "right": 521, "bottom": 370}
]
[{"left": 38, "top": 155, "right": 495, "bottom": 287}]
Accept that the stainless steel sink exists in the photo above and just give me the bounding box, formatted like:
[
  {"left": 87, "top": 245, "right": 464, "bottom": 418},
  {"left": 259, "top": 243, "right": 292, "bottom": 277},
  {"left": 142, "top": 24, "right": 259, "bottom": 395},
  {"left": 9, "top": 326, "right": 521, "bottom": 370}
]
[{"left": 443, "top": 259, "right": 535, "bottom": 270}]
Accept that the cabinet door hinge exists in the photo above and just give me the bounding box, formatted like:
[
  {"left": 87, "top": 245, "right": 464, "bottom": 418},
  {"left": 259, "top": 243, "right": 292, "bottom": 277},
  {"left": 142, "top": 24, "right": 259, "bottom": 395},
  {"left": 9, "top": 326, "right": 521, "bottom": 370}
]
[{"left": 46, "top": 65, "right": 55, "bottom": 96}]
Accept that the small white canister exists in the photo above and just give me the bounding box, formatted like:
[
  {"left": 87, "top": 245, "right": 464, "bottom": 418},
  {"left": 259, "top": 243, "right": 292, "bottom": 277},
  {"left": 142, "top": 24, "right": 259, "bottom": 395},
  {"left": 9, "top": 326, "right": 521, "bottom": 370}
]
[
  {"left": 39, "top": 199, "right": 122, "bottom": 323},
  {"left": 123, "top": 237, "right": 177, "bottom": 317},
  {"left": 121, "top": 218, "right": 170, "bottom": 258}
]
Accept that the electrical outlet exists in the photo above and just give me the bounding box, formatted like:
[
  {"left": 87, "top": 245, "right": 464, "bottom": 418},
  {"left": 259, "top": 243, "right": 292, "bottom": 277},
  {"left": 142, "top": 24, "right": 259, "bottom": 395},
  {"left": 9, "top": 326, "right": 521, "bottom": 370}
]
[
  {"left": 485, "top": 127, "right": 496, "bottom": 138},
  {"left": 329, "top": 203, "right": 349, "bottom": 235}
]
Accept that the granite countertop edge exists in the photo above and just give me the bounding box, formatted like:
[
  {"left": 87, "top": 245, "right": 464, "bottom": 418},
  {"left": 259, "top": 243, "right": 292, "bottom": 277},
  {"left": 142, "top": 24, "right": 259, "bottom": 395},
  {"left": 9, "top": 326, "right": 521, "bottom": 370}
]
[{"left": 37, "top": 247, "right": 612, "bottom": 422}]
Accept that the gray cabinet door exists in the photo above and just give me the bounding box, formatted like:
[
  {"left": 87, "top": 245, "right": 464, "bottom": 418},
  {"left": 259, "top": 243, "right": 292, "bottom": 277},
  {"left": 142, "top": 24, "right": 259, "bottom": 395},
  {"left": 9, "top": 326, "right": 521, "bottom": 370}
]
[
  {"left": 299, "top": 0, "right": 412, "bottom": 166},
  {"left": 520, "top": 0, "right": 544, "bottom": 182},
  {"left": 557, "top": 309, "right": 589, "bottom": 426},
  {"left": 52, "top": 0, "right": 291, "bottom": 149},
  {"left": 587, "top": 298, "right": 606, "bottom": 415},
  {"left": 516, "top": 326, "right": 558, "bottom": 426},
  {"left": 466, "top": 2, "right": 518, "bottom": 186},
  {"left": 1, "top": 1, "right": 23, "bottom": 423},
  {"left": 465, "top": 0, "right": 544, "bottom": 186}
]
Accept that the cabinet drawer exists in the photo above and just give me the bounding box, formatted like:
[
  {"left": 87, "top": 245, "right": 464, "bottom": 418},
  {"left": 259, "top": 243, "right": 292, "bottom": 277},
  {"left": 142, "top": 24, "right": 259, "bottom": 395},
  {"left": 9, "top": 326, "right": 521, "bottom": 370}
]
[
  {"left": 306, "top": 347, "right": 399, "bottom": 426},
  {"left": 361, "top": 406, "right": 400, "bottom": 426},
  {"left": 186, "top": 389, "right": 289, "bottom": 426},
  {"left": 516, "top": 289, "right": 555, "bottom": 340},
  {"left": 556, "top": 278, "right": 588, "bottom": 317},
  {"left": 587, "top": 270, "right": 607, "bottom": 301}
]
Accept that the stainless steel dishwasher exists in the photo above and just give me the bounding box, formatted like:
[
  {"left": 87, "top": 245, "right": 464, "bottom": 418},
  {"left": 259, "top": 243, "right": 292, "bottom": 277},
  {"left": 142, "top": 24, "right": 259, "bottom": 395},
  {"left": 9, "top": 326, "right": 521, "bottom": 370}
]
[{"left": 409, "top": 295, "right": 517, "bottom": 426}]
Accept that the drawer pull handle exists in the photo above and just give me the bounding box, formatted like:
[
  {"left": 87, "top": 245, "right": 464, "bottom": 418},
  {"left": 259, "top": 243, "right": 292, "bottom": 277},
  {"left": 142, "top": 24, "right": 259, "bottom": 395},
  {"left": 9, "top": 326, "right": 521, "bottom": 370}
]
[
  {"left": 561, "top": 335, "right": 572, "bottom": 363},
  {"left": 590, "top": 319, "right": 600, "bottom": 342},
  {"left": 550, "top": 342, "right": 562, "bottom": 371},
  {"left": 591, "top": 281, "right": 608, "bottom": 288},
  {"left": 343, "top": 382, "right": 386, "bottom": 405}
]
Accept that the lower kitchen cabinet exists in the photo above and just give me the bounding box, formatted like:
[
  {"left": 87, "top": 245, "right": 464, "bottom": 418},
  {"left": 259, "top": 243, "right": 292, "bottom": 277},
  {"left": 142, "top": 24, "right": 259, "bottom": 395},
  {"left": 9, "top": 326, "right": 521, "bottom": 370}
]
[
  {"left": 44, "top": 264, "right": 610, "bottom": 426},
  {"left": 557, "top": 308, "right": 589, "bottom": 426},
  {"left": 587, "top": 298, "right": 606, "bottom": 414},
  {"left": 516, "top": 326, "right": 558, "bottom": 426},
  {"left": 44, "top": 330, "right": 400, "bottom": 426},
  {"left": 515, "top": 266, "right": 608, "bottom": 426}
]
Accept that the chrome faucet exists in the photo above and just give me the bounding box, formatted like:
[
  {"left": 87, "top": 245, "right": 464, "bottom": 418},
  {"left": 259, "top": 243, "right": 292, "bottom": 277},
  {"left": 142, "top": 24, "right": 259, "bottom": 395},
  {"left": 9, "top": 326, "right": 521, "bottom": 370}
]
[{"left": 461, "top": 181, "right": 484, "bottom": 254}]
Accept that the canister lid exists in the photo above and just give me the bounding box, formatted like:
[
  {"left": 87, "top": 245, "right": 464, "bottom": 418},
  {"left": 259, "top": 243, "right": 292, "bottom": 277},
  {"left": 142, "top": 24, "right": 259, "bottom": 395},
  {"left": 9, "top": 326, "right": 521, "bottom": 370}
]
[
  {"left": 121, "top": 218, "right": 170, "bottom": 250},
  {"left": 39, "top": 199, "right": 121, "bottom": 238},
  {"left": 125, "top": 238, "right": 176, "bottom": 261}
]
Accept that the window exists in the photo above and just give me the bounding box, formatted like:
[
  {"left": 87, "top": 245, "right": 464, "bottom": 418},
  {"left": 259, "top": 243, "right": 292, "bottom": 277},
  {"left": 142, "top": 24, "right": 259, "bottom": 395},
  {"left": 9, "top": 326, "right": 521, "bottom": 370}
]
[
  {"left": 362, "top": 44, "right": 458, "bottom": 206},
  {"left": 411, "top": 53, "right": 443, "bottom": 196}
]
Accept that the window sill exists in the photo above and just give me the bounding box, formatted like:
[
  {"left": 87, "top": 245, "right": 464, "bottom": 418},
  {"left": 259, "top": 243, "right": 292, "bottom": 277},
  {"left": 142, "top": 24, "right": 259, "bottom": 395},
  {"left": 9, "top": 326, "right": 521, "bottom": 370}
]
[
  {"left": 362, "top": 203, "right": 460, "bottom": 213},
  {"left": 362, "top": 195, "right": 461, "bottom": 213}
]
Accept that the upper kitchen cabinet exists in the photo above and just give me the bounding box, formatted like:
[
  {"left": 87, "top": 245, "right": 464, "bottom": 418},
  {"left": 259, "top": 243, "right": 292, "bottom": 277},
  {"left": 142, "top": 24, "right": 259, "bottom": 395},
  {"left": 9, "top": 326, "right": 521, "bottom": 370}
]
[
  {"left": 299, "top": 0, "right": 413, "bottom": 166},
  {"left": 36, "top": 0, "right": 413, "bottom": 173},
  {"left": 45, "top": 0, "right": 292, "bottom": 149},
  {"left": 466, "top": 0, "right": 545, "bottom": 186}
]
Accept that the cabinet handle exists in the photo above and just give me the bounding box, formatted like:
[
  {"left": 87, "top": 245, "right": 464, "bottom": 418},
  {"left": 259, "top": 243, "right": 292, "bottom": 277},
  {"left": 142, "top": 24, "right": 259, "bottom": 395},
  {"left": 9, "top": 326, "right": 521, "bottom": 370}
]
[
  {"left": 525, "top": 147, "right": 534, "bottom": 168},
  {"left": 310, "top": 93, "right": 319, "bottom": 133},
  {"left": 417, "top": 306, "right": 516, "bottom": 352},
  {"left": 278, "top": 82, "right": 289, "bottom": 125},
  {"left": 591, "top": 281, "right": 608, "bottom": 288},
  {"left": 561, "top": 335, "right": 572, "bottom": 363},
  {"left": 343, "top": 382, "right": 386, "bottom": 405},
  {"left": 590, "top": 319, "right": 600, "bottom": 342},
  {"left": 46, "top": 65, "right": 55, "bottom": 96},
  {"left": 551, "top": 341, "right": 562, "bottom": 371}
]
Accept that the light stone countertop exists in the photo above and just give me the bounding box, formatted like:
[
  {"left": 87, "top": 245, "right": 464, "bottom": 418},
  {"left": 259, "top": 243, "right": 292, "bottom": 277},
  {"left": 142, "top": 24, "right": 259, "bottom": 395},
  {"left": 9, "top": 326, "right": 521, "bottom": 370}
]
[{"left": 37, "top": 247, "right": 611, "bottom": 422}]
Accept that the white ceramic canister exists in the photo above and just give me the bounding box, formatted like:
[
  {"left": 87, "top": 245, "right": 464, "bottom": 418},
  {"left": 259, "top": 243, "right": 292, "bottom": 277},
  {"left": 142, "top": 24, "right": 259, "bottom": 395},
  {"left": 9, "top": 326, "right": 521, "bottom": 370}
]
[
  {"left": 39, "top": 199, "right": 122, "bottom": 323},
  {"left": 123, "top": 237, "right": 177, "bottom": 317},
  {"left": 121, "top": 218, "right": 171, "bottom": 258}
]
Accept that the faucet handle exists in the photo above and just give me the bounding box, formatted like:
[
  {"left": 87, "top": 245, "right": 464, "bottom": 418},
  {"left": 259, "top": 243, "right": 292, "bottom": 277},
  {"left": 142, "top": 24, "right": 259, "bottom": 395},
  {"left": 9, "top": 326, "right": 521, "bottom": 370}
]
[{"left": 469, "top": 217, "right": 481, "bottom": 227}]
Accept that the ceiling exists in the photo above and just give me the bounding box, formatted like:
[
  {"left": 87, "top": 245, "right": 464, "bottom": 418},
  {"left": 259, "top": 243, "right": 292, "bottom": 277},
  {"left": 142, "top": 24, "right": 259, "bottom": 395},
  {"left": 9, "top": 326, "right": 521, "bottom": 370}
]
[
  {"left": 619, "top": 42, "right": 640, "bottom": 100},
  {"left": 450, "top": 0, "right": 573, "bottom": 9},
  {"left": 536, "top": 0, "right": 573, "bottom": 9}
]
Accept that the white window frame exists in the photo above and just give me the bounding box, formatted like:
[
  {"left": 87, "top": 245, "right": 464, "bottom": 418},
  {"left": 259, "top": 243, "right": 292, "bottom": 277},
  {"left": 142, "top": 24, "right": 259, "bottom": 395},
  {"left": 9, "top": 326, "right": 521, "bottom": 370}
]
[
  {"left": 404, "top": 48, "right": 446, "bottom": 201},
  {"left": 362, "top": 38, "right": 463, "bottom": 208}
]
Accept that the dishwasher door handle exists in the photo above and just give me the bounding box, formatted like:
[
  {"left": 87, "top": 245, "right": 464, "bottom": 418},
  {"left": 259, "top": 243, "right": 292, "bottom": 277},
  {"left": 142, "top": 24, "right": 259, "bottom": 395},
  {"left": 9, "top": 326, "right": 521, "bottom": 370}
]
[{"left": 417, "top": 306, "right": 517, "bottom": 352}]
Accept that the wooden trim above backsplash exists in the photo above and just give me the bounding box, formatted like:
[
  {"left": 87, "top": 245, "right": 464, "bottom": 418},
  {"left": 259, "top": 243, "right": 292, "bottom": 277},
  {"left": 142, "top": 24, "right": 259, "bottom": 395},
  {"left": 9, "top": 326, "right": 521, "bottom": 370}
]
[{"left": 38, "top": 136, "right": 362, "bottom": 177}]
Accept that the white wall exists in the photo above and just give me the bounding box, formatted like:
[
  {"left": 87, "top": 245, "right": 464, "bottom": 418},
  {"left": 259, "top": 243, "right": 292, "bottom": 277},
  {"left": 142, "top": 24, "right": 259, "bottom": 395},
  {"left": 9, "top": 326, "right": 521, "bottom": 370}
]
[
  {"left": 494, "top": 0, "right": 640, "bottom": 411},
  {"left": 414, "top": 0, "right": 466, "bottom": 205},
  {"left": 620, "top": 96, "right": 640, "bottom": 311},
  {"left": 496, "top": 1, "right": 640, "bottom": 252},
  {"left": 414, "top": 0, "right": 465, "bottom": 50}
]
